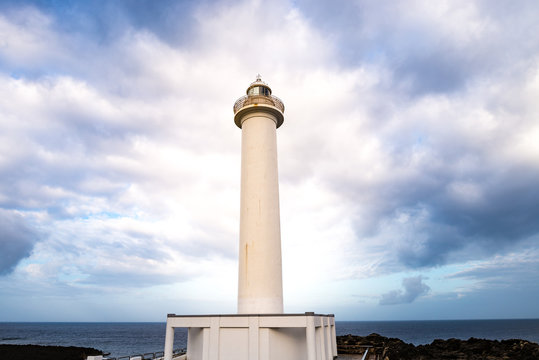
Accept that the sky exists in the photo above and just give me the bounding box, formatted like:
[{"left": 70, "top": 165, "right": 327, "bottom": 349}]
[{"left": 0, "top": 0, "right": 538, "bottom": 322}]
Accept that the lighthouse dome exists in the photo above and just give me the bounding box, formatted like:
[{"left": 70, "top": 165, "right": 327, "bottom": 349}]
[{"left": 246, "top": 75, "right": 272, "bottom": 96}]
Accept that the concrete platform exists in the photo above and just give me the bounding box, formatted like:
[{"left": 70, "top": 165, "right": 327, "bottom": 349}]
[{"left": 164, "top": 312, "right": 337, "bottom": 360}]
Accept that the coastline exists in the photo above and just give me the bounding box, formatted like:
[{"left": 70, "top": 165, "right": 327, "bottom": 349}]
[
  {"left": 0, "top": 344, "right": 102, "bottom": 360},
  {"left": 337, "top": 333, "right": 539, "bottom": 360},
  {"left": 3, "top": 334, "right": 539, "bottom": 360},
  {"left": 2, "top": 320, "right": 539, "bottom": 358},
  {"left": 335, "top": 319, "right": 539, "bottom": 345}
]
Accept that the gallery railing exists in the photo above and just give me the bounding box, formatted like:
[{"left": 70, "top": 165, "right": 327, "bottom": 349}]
[{"left": 233, "top": 94, "right": 285, "bottom": 114}]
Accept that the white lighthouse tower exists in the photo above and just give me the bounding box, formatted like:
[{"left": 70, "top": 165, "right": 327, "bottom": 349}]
[
  {"left": 235, "top": 75, "right": 284, "bottom": 314},
  {"left": 164, "top": 77, "right": 337, "bottom": 360}
]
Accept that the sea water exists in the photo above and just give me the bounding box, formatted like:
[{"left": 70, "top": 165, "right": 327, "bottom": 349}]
[
  {"left": 336, "top": 319, "right": 539, "bottom": 345},
  {"left": 1, "top": 320, "right": 539, "bottom": 358}
]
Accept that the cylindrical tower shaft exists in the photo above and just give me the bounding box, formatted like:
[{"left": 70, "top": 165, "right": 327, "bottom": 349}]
[
  {"left": 238, "top": 111, "right": 283, "bottom": 314},
  {"left": 234, "top": 76, "right": 285, "bottom": 314}
]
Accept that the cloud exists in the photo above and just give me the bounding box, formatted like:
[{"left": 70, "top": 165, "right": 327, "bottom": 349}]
[
  {"left": 0, "top": 0, "right": 539, "bottom": 320},
  {"left": 0, "top": 3, "right": 243, "bottom": 291},
  {"left": 295, "top": 1, "right": 539, "bottom": 83},
  {"left": 446, "top": 242, "right": 539, "bottom": 290},
  {"left": 379, "top": 276, "right": 430, "bottom": 305},
  {"left": 1, "top": 0, "right": 324, "bottom": 294},
  {"left": 0, "top": 0, "right": 200, "bottom": 47},
  {"left": 312, "top": 39, "right": 539, "bottom": 273},
  {"left": 0, "top": 209, "right": 39, "bottom": 275}
]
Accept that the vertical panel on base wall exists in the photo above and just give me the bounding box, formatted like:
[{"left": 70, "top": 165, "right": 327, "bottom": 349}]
[
  {"left": 248, "top": 316, "right": 259, "bottom": 360},
  {"left": 306, "top": 316, "right": 316, "bottom": 360},
  {"left": 320, "top": 322, "right": 327, "bottom": 360},
  {"left": 324, "top": 318, "right": 332, "bottom": 360},
  {"left": 316, "top": 327, "right": 323, "bottom": 360},
  {"left": 219, "top": 328, "right": 249, "bottom": 360},
  {"left": 331, "top": 322, "right": 338, "bottom": 357},
  {"left": 202, "top": 328, "right": 211, "bottom": 360},
  {"left": 187, "top": 328, "right": 204, "bottom": 360},
  {"left": 259, "top": 328, "right": 270, "bottom": 360},
  {"left": 269, "top": 328, "right": 308, "bottom": 360},
  {"left": 209, "top": 318, "right": 220, "bottom": 360}
]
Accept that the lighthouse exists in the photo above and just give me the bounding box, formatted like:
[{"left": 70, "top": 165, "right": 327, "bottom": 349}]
[
  {"left": 234, "top": 75, "right": 284, "bottom": 314},
  {"left": 163, "top": 76, "right": 337, "bottom": 360}
]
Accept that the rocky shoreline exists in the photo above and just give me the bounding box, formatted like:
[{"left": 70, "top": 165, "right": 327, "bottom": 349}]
[
  {"left": 0, "top": 344, "right": 102, "bottom": 360},
  {"left": 3, "top": 335, "right": 539, "bottom": 360},
  {"left": 337, "top": 333, "right": 539, "bottom": 360}
]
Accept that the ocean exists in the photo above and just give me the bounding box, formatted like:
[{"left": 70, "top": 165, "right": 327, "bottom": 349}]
[{"left": 1, "top": 319, "right": 539, "bottom": 358}]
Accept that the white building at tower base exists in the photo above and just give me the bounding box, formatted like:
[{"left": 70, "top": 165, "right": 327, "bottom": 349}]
[{"left": 164, "top": 313, "right": 337, "bottom": 360}]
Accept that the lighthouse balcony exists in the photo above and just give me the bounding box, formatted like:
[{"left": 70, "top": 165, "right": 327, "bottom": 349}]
[{"left": 233, "top": 94, "right": 285, "bottom": 115}]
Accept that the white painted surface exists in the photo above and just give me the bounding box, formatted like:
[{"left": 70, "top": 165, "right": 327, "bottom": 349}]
[
  {"left": 186, "top": 327, "right": 205, "bottom": 360},
  {"left": 164, "top": 314, "right": 337, "bottom": 360},
  {"left": 269, "top": 327, "right": 307, "bottom": 360},
  {"left": 164, "top": 322, "right": 174, "bottom": 359},
  {"left": 237, "top": 109, "right": 284, "bottom": 314},
  {"left": 219, "top": 328, "right": 249, "bottom": 360}
]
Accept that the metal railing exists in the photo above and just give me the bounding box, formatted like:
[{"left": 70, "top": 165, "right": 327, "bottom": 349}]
[
  {"left": 361, "top": 347, "right": 370, "bottom": 360},
  {"left": 337, "top": 344, "right": 376, "bottom": 360},
  {"left": 103, "top": 348, "right": 185, "bottom": 360},
  {"left": 233, "top": 94, "right": 285, "bottom": 114}
]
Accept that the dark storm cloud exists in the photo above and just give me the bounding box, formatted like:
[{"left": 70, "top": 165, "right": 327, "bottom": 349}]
[
  {"left": 373, "top": 157, "right": 539, "bottom": 269},
  {"left": 435, "top": 177, "right": 539, "bottom": 241},
  {"left": 334, "top": 3, "right": 539, "bottom": 268},
  {"left": 379, "top": 276, "right": 430, "bottom": 305},
  {"left": 328, "top": 59, "right": 539, "bottom": 271},
  {"left": 0, "top": 209, "right": 39, "bottom": 275}
]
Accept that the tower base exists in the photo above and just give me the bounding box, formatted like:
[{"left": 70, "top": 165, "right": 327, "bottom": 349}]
[{"left": 164, "top": 313, "right": 337, "bottom": 360}]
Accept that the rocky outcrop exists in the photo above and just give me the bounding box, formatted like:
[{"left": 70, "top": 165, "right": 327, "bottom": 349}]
[
  {"left": 0, "top": 344, "right": 103, "bottom": 360},
  {"left": 337, "top": 333, "right": 539, "bottom": 360}
]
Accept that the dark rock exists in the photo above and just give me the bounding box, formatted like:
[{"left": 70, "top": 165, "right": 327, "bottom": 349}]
[
  {"left": 336, "top": 334, "right": 539, "bottom": 360},
  {"left": 0, "top": 344, "right": 103, "bottom": 360}
]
